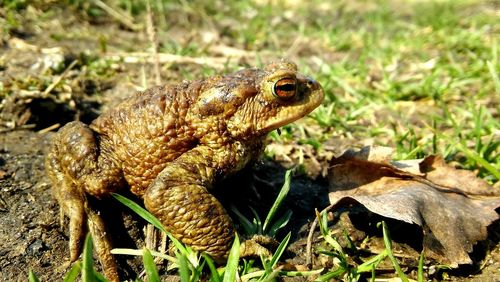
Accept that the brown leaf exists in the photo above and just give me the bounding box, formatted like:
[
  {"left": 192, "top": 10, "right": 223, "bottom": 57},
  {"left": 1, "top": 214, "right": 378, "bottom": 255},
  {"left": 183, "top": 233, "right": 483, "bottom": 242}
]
[
  {"left": 420, "top": 155, "right": 499, "bottom": 196},
  {"left": 328, "top": 146, "right": 500, "bottom": 267}
]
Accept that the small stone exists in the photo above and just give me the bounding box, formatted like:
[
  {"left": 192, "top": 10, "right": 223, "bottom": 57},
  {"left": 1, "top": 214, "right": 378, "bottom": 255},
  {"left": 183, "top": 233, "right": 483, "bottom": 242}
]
[{"left": 27, "top": 239, "right": 45, "bottom": 256}]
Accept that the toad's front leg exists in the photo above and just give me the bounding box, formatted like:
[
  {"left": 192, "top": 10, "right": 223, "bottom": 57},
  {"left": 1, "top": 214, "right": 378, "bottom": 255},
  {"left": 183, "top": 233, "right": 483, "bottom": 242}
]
[
  {"left": 144, "top": 146, "right": 235, "bottom": 259},
  {"left": 46, "top": 121, "right": 124, "bottom": 281}
]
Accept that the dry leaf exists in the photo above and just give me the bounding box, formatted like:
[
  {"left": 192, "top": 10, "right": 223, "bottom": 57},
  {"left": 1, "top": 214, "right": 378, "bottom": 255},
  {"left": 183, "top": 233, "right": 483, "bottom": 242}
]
[
  {"left": 420, "top": 155, "right": 498, "bottom": 196},
  {"left": 328, "top": 146, "right": 500, "bottom": 267}
]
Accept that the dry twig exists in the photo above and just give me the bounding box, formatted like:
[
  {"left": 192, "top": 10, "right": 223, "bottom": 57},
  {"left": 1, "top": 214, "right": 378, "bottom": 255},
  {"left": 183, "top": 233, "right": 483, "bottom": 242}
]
[
  {"left": 37, "top": 123, "right": 60, "bottom": 134},
  {"left": 42, "top": 60, "right": 78, "bottom": 98},
  {"left": 105, "top": 52, "right": 235, "bottom": 69},
  {"left": 145, "top": 0, "right": 161, "bottom": 85},
  {"left": 306, "top": 204, "right": 336, "bottom": 266},
  {"left": 93, "top": 0, "right": 142, "bottom": 31}
]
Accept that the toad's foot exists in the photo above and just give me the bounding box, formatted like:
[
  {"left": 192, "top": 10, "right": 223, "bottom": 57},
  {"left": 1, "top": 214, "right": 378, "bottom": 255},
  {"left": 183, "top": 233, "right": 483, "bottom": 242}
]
[
  {"left": 54, "top": 187, "right": 119, "bottom": 281},
  {"left": 85, "top": 200, "right": 119, "bottom": 281},
  {"left": 240, "top": 234, "right": 279, "bottom": 258}
]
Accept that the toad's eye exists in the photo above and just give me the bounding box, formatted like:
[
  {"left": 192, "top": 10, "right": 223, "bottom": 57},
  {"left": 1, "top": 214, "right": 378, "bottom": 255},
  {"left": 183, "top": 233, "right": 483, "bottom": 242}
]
[{"left": 273, "top": 77, "right": 297, "bottom": 100}]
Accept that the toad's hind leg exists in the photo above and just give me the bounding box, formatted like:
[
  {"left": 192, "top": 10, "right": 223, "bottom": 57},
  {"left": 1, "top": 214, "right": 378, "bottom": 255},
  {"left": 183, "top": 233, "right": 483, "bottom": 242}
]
[
  {"left": 45, "top": 121, "right": 123, "bottom": 281},
  {"left": 144, "top": 147, "right": 235, "bottom": 260},
  {"left": 146, "top": 183, "right": 235, "bottom": 258}
]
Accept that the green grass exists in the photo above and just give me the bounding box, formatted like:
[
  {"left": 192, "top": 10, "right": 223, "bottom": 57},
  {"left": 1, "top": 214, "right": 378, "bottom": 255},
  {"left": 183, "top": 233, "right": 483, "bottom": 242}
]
[
  {"left": 315, "top": 211, "right": 413, "bottom": 281},
  {"left": 304, "top": 0, "right": 499, "bottom": 182},
  {"left": 232, "top": 169, "right": 293, "bottom": 237}
]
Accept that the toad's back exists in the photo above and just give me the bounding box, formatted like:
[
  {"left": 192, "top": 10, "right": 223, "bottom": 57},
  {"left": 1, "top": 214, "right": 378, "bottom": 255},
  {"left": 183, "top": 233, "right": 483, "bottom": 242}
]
[{"left": 90, "top": 81, "right": 204, "bottom": 195}]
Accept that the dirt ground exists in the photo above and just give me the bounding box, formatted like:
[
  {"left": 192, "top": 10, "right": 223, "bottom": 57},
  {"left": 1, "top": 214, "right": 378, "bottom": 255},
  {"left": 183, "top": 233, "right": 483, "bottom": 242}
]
[{"left": 1, "top": 3, "right": 499, "bottom": 282}]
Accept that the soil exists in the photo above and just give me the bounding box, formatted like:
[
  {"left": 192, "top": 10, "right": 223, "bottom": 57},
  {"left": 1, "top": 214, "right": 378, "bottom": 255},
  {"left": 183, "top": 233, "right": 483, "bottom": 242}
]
[
  {"left": 0, "top": 3, "right": 498, "bottom": 282},
  {"left": 0, "top": 130, "right": 69, "bottom": 281}
]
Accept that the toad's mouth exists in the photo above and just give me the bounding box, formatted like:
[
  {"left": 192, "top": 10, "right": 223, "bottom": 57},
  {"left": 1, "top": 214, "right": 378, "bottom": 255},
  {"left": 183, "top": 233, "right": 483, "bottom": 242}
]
[{"left": 259, "top": 84, "right": 324, "bottom": 133}]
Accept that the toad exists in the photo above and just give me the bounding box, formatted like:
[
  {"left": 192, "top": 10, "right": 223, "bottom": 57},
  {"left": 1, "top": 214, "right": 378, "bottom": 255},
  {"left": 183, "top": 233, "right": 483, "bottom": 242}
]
[{"left": 45, "top": 61, "right": 324, "bottom": 280}]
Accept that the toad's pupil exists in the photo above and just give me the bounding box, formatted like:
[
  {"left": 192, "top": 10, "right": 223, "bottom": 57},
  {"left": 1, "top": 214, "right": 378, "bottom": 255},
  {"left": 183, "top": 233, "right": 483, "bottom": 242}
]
[{"left": 277, "top": 84, "right": 295, "bottom": 92}]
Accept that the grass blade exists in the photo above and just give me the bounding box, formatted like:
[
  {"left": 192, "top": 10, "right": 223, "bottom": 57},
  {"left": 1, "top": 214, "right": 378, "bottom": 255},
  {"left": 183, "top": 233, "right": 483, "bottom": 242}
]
[
  {"left": 112, "top": 193, "right": 188, "bottom": 253},
  {"left": 231, "top": 206, "right": 258, "bottom": 235},
  {"left": 143, "top": 248, "right": 161, "bottom": 282},
  {"left": 380, "top": 222, "right": 408, "bottom": 282},
  {"left": 28, "top": 270, "right": 40, "bottom": 282},
  {"left": 82, "top": 234, "right": 94, "bottom": 282},
  {"left": 177, "top": 252, "right": 191, "bottom": 282},
  {"left": 223, "top": 233, "right": 240, "bottom": 282},
  {"left": 317, "top": 211, "right": 345, "bottom": 257},
  {"left": 455, "top": 142, "right": 500, "bottom": 180},
  {"left": 241, "top": 270, "right": 266, "bottom": 281},
  {"left": 356, "top": 251, "right": 387, "bottom": 273},
  {"left": 191, "top": 260, "right": 205, "bottom": 282},
  {"left": 418, "top": 251, "right": 425, "bottom": 282},
  {"left": 267, "top": 210, "right": 292, "bottom": 237},
  {"left": 92, "top": 270, "right": 108, "bottom": 282},
  {"left": 269, "top": 232, "right": 291, "bottom": 269},
  {"left": 111, "top": 248, "right": 177, "bottom": 263},
  {"left": 249, "top": 206, "right": 263, "bottom": 234},
  {"left": 63, "top": 261, "right": 82, "bottom": 282},
  {"left": 259, "top": 267, "right": 281, "bottom": 282},
  {"left": 487, "top": 61, "right": 500, "bottom": 94},
  {"left": 316, "top": 267, "right": 346, "bottom": 282},
  {"left": 277, "top": 268, "right": 324, "bottom": 278},
  {"left": 263, "top": 169, "right": 292, "bottom": 234},
  {"left": 112, "top": 193, "right": 167, "bottom": 233},
  {"left": 203, "top": 253, "right": 221, "bottom": 282}
]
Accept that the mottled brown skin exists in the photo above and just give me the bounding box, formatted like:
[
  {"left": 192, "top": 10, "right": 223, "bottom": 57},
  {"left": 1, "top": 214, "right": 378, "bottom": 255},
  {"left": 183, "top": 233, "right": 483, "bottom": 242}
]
[{"left": 45, "top": 61, "right": 324, "bottom": 280}]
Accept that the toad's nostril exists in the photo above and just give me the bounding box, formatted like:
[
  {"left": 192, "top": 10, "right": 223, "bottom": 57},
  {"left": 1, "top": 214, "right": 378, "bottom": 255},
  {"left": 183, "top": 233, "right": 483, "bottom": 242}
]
[{"left": 306, "top": 78, "right": 318, "bottom": 89}]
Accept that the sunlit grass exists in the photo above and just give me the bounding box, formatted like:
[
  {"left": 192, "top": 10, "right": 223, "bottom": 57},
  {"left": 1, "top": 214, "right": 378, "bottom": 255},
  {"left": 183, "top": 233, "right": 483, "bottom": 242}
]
[{"left": 302, "top": 0, "right": 498, "bottom": 182}]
